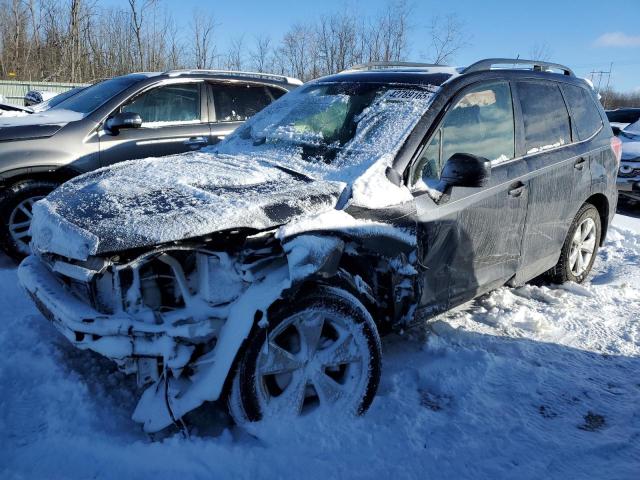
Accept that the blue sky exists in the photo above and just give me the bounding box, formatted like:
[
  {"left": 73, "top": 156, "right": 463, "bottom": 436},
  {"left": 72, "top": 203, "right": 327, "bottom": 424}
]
[{"left": 107, "top": 0, "right": 640, "bottom": 91}]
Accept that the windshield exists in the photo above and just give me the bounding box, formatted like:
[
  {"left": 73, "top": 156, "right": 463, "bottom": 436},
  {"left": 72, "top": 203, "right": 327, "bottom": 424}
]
[
  {"left": 219, "top": 82, "right": 437, "bottom": 168},
  {"left": 52, "top": 75, "right": 148, "bottom": 115},
  {"left": 31, "top": 87, "right": 84, "bottom": 112}
]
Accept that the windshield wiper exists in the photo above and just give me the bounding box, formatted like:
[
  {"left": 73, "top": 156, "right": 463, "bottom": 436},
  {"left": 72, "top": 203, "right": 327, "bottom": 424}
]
[{"left": 271, "top": 164, "right": 313, "bottom": 183}]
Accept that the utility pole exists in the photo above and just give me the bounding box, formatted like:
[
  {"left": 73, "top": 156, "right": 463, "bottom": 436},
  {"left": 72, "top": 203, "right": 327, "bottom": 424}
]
[{"left": 588, "top": 63, "right": 613, "bottom": 108}]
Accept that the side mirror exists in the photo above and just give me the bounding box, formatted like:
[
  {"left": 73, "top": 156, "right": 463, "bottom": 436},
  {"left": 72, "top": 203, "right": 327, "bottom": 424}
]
[
  {"left": 441, "top": 153, "right": 491, "bottom": 188},
  {"left": 105, "top": 112, "right": 142, "bottom": 134},
  {"left": 385, "top": 166, "right": 403, "bottom": 187}
]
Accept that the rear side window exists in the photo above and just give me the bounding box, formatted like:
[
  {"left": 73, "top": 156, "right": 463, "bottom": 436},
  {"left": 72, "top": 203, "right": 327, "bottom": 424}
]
[
  {"left": 562, "top": 84, "right": 603, "bottom": 140},
  {"left": 268, "top": 87, "right": 287, "bottom": 100},
  {"left": 212, "top": 84, "right": 273, "bottom": 122},
  {"left": 517, "top": 82, "right": 571, "bottom": 154}
]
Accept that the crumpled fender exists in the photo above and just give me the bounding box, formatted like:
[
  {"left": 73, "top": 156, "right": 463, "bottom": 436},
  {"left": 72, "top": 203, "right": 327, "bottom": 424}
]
[
  {"left": 282, "top": 234, "right": 345, "bottom": 282},
  {"left": 133, "top": 262, "right": 291, "bottom": 432},
  {"left": 131, "top": 233, "right": 348, "bottom": 432}
]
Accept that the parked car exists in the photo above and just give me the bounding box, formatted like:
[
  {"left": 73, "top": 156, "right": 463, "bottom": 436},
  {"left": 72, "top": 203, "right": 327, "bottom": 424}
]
[
  {"left": 18, "top": 58, "right": 620, "bottom": 433},
  {"left": 29, "top": 86, "right": 87, "bottom": 112},
  {"left": 606, "top": 108, "right": 640, "bottom": 135},
  {"left": 0, "top": 70, "right": 301, "bottom": 258},
  {"left": 616, "top": 118, "right": 640, "bottom": 203},
  {"left": 24, "top": 90, "right": 59, "bottom": 107},
  {"left": 0, "top": 87, "right": 87, "bottom": 118}
]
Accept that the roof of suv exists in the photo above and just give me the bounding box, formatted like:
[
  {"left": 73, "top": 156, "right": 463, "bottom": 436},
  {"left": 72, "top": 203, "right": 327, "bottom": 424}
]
[
  {"left": 158, "top": 69, "right": 303, "bottom": 86},
  {"left": 318, "top": 58, "right": 581, "bottom": 88}
]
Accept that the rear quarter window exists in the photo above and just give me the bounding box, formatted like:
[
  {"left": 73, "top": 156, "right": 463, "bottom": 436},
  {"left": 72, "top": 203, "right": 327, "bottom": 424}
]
[
  {"left": 517, "top": 81, "right": 571, "bottom": 154},
  {"left": 562, "top": 84, "right": 603, "bottom": 140},
  {"left": 211, "top": 83, "right": 273, "bottom": 122}
]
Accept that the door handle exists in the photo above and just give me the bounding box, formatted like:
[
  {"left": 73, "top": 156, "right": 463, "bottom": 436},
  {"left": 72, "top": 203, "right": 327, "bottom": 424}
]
[
  {"left": 184, "top": 136, "right": 208, "bottom": 147},
  {"left": 574, "top": 157, "right": 586, "bottom": 170},
  {"left": 508, "top": 182, "right": 526, "bottom": 197}
]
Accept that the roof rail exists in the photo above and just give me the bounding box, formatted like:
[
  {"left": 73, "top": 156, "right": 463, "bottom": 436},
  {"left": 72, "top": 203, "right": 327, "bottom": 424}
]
[
  {"left": 344, "top": 62, "right": 446, "bottom": 72},
  {"left": 463, "top": 58, "right": 574, "bottom": 76},
  {"left": 161, "top": 69, "right": 303, "bottom": 85}
]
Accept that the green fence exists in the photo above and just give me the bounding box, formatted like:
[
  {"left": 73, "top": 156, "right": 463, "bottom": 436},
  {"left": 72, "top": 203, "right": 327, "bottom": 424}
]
[{"left": 0, "top": 80, "right": 88, "bottom": 106}]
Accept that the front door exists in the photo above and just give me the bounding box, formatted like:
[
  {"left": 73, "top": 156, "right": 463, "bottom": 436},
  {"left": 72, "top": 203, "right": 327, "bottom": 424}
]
[
  {"left": 99, "top": 82, "right": 212, "bottom": 166},
  {"left": 412, "top": 81, "right": 529, "bottom": 313},
  {"left": 513, "top": 80, "right": 585, "bottom": 280}
]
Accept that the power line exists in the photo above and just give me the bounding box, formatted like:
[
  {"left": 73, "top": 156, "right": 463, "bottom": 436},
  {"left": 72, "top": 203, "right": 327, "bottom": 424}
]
[{"left": 588, "top": 63, "right": 613, "bottom": 107}]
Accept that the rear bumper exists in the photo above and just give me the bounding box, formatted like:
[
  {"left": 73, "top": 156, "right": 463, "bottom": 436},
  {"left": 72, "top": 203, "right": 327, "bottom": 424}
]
[
  {"left": 17, "top": 255, "right": 195, "bottom": 370},
  {"left": 617, "top": 174, "right": 640, "bottom": 201}
]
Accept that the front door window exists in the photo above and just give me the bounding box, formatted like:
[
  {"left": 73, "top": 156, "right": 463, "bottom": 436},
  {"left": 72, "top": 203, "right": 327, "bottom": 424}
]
[
  {"left": 415, "top": 81, "right": 515, "bottom": 185},
  {"left": 122, "top": 83, "right": 201, "bottom": 126}
]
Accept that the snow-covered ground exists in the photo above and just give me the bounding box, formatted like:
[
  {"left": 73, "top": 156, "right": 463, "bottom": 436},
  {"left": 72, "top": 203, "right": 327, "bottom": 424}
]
[{"left": 1, "top": 213, "right": 639, "bottom": 479}]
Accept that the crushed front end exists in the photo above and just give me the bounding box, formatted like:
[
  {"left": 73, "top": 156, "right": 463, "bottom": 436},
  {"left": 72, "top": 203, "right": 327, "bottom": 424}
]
[{"left": 19, "top": 230, "right": 294, "bottom": 426}]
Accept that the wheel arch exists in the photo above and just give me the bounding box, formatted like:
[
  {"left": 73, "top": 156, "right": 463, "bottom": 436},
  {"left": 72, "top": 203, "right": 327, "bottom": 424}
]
[
  {"left": 585, "top": 193, "right": 609, "bottom": 246},
  {"left": 0, "top": 165, "right": 82, "bottom": 190}
]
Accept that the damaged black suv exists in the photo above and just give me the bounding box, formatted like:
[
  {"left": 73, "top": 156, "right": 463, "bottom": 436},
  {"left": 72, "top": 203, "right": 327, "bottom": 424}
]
[{"left": 19, "top": 59, "right": 619, "bottom": 433}]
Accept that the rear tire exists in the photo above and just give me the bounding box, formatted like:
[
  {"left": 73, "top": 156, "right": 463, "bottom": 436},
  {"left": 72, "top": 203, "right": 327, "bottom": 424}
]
[
  {"left": 548, "top": 203, "right": 601, "bottom": 284},
  {"left": 0, "top": 180, "right": 58, "bottom": 260},
  {"left": 228, "top": 286, "right": 382, "bottom": 424}
]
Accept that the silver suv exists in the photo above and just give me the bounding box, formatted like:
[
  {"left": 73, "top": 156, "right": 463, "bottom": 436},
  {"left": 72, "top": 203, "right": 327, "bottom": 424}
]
[{"left": 0, "top": 70, "right": 301, "bottom": 258}]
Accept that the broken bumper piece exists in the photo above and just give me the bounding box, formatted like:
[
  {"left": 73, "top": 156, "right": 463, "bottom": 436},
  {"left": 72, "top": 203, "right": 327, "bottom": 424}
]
[{"left": 17, "top": 255, "right": 200, "bottom": 373}]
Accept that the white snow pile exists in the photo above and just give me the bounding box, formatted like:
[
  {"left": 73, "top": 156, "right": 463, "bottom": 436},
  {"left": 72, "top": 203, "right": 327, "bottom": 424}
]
[{"left": 1, "top": 213, "right": 639, "bottom": 479}]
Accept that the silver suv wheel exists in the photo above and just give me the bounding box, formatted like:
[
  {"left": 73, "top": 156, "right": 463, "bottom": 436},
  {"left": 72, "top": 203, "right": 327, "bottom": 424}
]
[
  {"left": 569, "top": 217, "right": 596, "bottom": 277},
  {"left": 228, "top": 286, "right": 381, "bottom": 423},
  {"left": 8, "top": 196, "right": 43, "bottom": 256},
  {"left": 254, "top": 309, "right": 368, "bottom": 417}
]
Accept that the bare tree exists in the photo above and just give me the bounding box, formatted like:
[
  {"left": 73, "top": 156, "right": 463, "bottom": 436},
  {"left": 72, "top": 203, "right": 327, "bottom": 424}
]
[
  {"left": 127, "top": 0, "right": 158, "bottom": 70},
  {"left": 426, "top": 14, "right": 468, "bottom": 65},
  {"left": 277, "top": 22, "right": 318, "bottom": 81},
  {"left": 249, "top": 34, "right": 272, "bottom": 73},
  {"left": 0, "top": 0, "right": 472, "bottom": 87},
  {"left": 528, "top": 42, "right": 553, "bottom": 61},
  {"left": 316, "top": 12, "right": 358, "bottom": 74},
  {"left": 223, "top": 35, "right": 245, "bottom": 71},
  {"left": 190, "top": 9, "right": 216, "bottom": 69}
]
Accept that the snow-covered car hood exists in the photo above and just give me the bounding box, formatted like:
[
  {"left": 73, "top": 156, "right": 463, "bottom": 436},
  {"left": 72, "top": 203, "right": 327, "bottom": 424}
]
[
  {"left": 30, "top": 152, "right": 346, "bottom": 260},
  {"left": 620, "top": 123, "right": 640, "bottom": 161}
]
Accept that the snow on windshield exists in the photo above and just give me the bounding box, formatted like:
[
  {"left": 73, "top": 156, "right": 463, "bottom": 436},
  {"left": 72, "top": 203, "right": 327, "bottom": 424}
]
[{"left": 218, "top": 83, "right": 438, "bottom": 208}]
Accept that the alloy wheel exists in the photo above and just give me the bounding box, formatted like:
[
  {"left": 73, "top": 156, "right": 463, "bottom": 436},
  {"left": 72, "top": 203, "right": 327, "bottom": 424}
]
[
  {"left": 569, "top": 217, "right": 597, "bottom": 276},
  {"left": 8, "top": 196, "right": 43, "bottom": 255},
  {"left": 254, "top": 308, "right": 368, "bottom": 417}
]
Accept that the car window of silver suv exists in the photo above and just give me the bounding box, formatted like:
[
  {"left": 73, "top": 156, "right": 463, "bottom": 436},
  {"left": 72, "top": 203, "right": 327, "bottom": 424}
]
[{"left": 122, "top": 83, "right": 202, "bottom": 125}]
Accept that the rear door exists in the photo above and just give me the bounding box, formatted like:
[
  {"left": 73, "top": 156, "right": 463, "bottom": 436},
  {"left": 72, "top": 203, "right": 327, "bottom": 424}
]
[
  {"left": 208, "top": 83, "right": 283, "bottom": 144},
  {"left": 560, "top": 82, "right": 605, "bottom": 199},
  {"left": 99, "top": 81, "right": 212, "bottom": 166},
  {"left": 513, "top": 80, "right": 590, "bottom": 281},
  {"left": 412, "top": 81, "right": 529, "bottom": 311}
]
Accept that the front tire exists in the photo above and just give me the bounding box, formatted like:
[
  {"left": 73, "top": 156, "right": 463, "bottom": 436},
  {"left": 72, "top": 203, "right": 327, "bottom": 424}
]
[
  {"left": 548, "top": 203, "right": 601, "bottom": 284},
  {"left": 228, "top": 286, "right": 382, "bottom": 424},
  {"left": 0, "top": 180, "right": 58, "bottom": 260}
]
